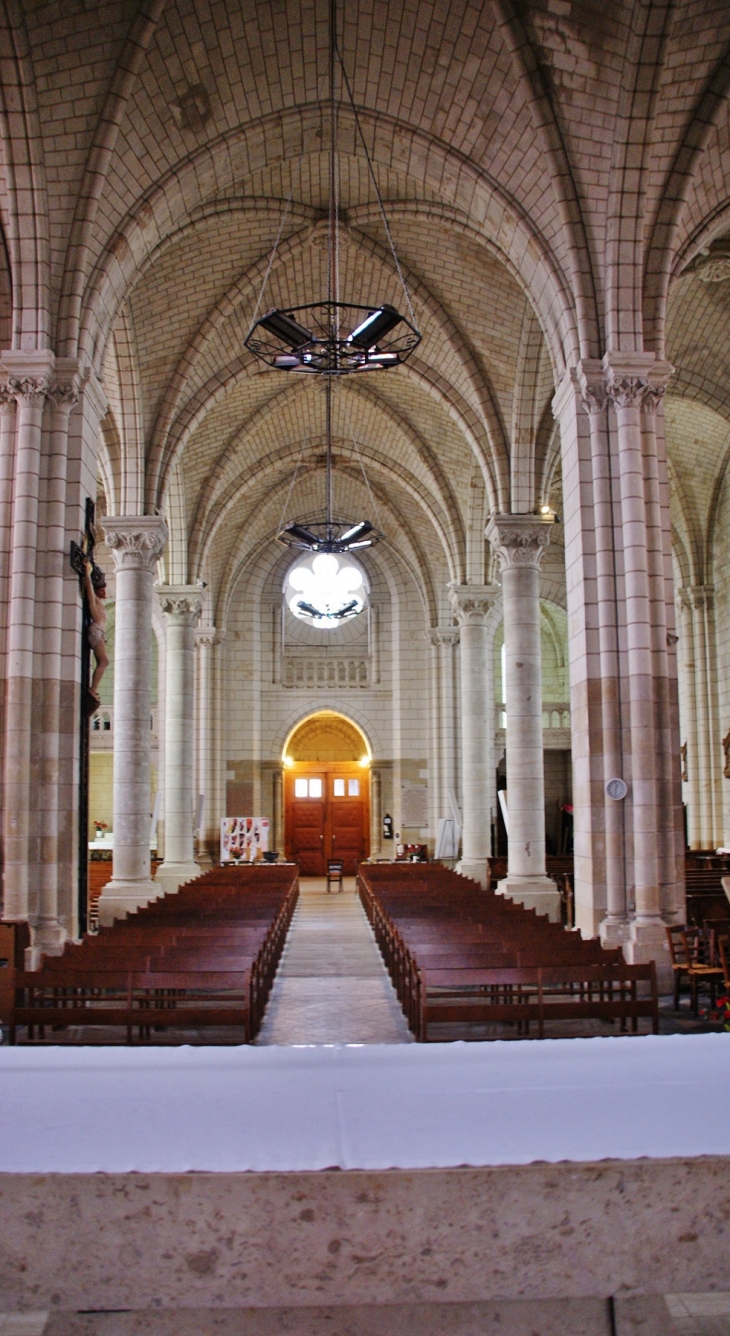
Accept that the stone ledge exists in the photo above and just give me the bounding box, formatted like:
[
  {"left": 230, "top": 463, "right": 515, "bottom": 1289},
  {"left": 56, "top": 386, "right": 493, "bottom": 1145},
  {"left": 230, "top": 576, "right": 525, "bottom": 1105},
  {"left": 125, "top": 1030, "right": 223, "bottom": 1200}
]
[{"left": 1, "top": 1158, "right": 729, "bottom": 1312}]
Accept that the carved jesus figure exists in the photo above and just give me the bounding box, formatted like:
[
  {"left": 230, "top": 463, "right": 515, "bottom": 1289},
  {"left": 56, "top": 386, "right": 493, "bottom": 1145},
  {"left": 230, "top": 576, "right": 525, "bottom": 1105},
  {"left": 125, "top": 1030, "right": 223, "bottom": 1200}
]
[{"left": 84, "top": 560, "right": 108, "bottom": 707}]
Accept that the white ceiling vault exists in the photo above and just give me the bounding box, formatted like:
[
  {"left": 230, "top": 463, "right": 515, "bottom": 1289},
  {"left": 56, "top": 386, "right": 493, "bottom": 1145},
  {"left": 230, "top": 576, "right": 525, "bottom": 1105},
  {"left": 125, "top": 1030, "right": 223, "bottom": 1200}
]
[{"left": 3, "top": 0, "right": 730, "bottom": 620}]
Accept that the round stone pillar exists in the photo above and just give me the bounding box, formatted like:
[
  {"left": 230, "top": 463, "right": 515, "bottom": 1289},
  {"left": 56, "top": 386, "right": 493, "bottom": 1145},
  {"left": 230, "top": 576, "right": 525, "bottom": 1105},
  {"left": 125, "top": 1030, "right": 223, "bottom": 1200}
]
[
  {"left": 429, "top": 626, "right": 460, "bottom": 830},
  {"left": 679, "top": 586, "right": 721, "bottom": 849},
  {"left": 448, "top": 585, "right": 498, "bottom": 887},
  {"left": 486, "top": 515, "right": 561, "bottom": 921},
  {"left": 2, "top": 356, "right": 54, "bottom": 925},
  {"left": 155, "top": 586, "right": 203, "bottom": 896},
  {"left": 97, "top": 516, "right": 168, "bottom": 925}
]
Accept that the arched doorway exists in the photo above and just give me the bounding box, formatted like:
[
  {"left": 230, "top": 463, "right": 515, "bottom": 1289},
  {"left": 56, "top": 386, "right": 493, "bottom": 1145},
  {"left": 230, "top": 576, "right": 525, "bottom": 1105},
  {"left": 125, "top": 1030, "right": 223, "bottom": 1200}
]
[{"left": 283, "top": 712, "right": 371, "bottom": 874}]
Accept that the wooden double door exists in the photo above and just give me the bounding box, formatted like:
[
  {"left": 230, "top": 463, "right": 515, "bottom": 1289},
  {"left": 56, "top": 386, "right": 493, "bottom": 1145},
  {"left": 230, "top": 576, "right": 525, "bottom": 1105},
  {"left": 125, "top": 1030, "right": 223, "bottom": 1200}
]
[{"left": 285, "top": 762, "right": 369, "bottom": 875}]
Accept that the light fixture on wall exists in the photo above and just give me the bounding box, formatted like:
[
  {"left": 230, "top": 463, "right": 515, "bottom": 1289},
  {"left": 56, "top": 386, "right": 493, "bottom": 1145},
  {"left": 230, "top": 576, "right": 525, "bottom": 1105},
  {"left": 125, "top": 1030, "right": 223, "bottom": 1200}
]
[{"left": 245, "top": 0, "right": 421, "bottom": 376}]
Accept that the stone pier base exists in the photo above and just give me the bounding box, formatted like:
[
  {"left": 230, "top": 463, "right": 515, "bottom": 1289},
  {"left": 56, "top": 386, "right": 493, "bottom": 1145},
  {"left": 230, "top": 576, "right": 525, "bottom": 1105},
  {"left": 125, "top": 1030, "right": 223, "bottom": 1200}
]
[{"left": 496, "top": 875, "right": 563, "bottom": 922}]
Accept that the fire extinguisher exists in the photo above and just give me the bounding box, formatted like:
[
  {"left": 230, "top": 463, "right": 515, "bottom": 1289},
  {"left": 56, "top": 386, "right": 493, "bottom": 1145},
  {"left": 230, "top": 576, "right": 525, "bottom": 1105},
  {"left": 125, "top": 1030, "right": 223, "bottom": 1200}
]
[{"left": 382, "top": 813, "right": 394, "bottom": 840}]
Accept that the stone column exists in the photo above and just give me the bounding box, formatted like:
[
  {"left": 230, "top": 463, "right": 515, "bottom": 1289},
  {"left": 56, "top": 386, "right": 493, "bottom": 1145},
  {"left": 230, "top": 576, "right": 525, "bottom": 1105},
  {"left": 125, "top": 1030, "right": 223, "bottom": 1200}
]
[
  {"left": 427, "top": 631, "right": 442, "bottom": 836},
  {"left": 676, "top": 590, "right": 699, "bottom": 847},
  {"left": 448, "top": 584, "right": 498, "bottom": 887},
  {"left": 429, "top": 626, "right": 460, "bottom": 823},
  {"left": 0, "top": 391, "right": 15, "bottom": 900},
  {"left": 604, "top": 353, "right": 678, "bottom": 964},
  {"left": 679, "top": 586, "right": 721, "bottom": 849},
  {"left": 1, "top": 353, "right": 54, "bottom": 925},
  {"left": 155, "top": 586, "right": 203, "bottom": 896},
  {"left": 97, "top": 516, "right": 168, "bottom": 925},
  {"left": 552, "top": 365, "right": 632, "bottom": 941},
  {"left": 31, "top": 368, "right": 81, "bottom": 964},
  {"left": 486, "top": 515, "right": 561, "bottom": 920},
  {"left": 194, "top": 626, "right": 218, "bottom": 865}
]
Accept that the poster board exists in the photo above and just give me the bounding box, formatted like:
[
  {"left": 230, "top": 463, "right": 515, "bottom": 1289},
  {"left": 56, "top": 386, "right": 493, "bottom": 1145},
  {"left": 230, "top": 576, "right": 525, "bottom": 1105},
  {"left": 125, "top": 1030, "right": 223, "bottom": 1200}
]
[
  {"left": 401, "top": 784, "right": 428, "bottom": 829},
  {"left": 220, "top": 817, "right": 269, "bottom": 863}
]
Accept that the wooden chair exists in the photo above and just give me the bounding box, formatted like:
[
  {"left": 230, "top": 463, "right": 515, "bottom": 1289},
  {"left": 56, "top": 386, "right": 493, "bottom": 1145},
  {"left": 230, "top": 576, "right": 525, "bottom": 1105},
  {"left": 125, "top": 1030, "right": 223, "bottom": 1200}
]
[
  {"left": 718, "top": 936, "right": 730, "bottom": 993},
  {"left": 666, "top": 924, "right": 691, "bottom": 1010},
  {"left": 681, "top": 927, "right": 724, "bottom": 1015},
  {"left": 326, "top": 859, "right": 344, "bottom": 894}
]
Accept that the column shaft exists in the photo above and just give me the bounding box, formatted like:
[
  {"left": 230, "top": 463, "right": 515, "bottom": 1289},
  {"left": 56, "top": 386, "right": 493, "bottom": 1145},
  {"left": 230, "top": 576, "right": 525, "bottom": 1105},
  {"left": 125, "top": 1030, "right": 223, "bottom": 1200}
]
[
  {"left": 486, "top": 515, "right": 561, "bottom": 921},
  {"left": 448, "top": 586, "right": 497, "bottom": 887},
  {"left": 682, "top": 587, "right": 721, "bottom": 849},
  {"left": 428, "top": 626, "right": 460, "bottom": 833},
  {"left": 155, "top": 586, "right": 202, "bottom": 895},
  {"left": 614, "top": 399, "right": 661, "bottom": 918},
  {"left": 2, "top": 356, "right": 53, "bottom": 925},
  {"left": 580, "top": 372, "right": 628, "bottom": 939},
  {"left": 552, "top": 357, "right": 684, "bottom": 972},
  {"left": 32, "top": 372, "right": 80, "bottom": 962},
  {"left": 97, "top": 516, "right": 168, "bottom": 924},
  {"left": 677, "top": 592, "right": 700, "bottom": 847},
  {"left": 604, "top": 353, "right": 683, "bottom": 968}
]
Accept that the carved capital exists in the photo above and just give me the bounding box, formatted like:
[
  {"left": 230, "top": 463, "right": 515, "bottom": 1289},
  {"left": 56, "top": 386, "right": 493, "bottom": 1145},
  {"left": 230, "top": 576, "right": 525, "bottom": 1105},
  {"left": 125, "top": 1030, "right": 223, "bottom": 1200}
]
[
  {"left": 47, "top": 381, "right": 80, "bottom": 410},
  {"left": 448, "top": 582, "right": 499, "bottom": 626},
  {"left": 428, "top": 625, "right": 460, "bottom": 648},
  {"left": 7, "top": 375, "right": 50, "bottom": 406},
  {"left": 602, "top": 353, "right": 674, "bottom": 415},
  {"left": 576, "top": 359, "right": 606, "bottom": 415},
  {"left": 48, "top": 358, "right": 82, "bottom": 411},
  {"left": 0, "top": 350, "right": 55, "bottom": 407},
  {"left": 682, "top": 584, "right": 714, "bottom": 614},
  {"left": 195, "top": 626, "right": 219, "bottom": 648},
  {"left": 103, "top": 515, "right": 168, "bottom": 573},
  {"left": 485, "top": 513, "right": 553, "bottom": 571},
  {"left": 158, "top": 584, "right": 203, "bottom": 624}
]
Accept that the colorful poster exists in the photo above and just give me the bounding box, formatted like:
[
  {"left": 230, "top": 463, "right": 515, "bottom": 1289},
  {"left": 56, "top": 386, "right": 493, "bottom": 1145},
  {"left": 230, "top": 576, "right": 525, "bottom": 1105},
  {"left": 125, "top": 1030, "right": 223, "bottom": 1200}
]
[{"left": 220, "top": 816, "right": 270, "bottom": 863}]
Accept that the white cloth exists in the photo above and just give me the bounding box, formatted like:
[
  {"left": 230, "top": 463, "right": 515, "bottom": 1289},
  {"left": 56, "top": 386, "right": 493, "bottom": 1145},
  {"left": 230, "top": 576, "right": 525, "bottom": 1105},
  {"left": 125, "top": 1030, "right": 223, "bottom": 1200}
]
[{"left": 1, "top": 1034, "right": 729, "bottom": 1174}]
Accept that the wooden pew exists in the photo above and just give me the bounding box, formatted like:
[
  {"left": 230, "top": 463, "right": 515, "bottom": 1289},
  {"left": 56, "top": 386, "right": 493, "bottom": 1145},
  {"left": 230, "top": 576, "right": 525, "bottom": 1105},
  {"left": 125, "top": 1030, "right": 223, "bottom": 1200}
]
[
  {"left": 1, "top": 865, "right": 298, "bottom": 1044},
  {"left": 358, "top": 864, "right": 658, "bottom": 1042}
]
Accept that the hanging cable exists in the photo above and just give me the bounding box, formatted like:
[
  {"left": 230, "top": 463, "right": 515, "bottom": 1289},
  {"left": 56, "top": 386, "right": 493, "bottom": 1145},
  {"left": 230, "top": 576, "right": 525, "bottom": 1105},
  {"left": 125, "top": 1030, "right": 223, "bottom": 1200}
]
[
  {"left": 337, "top": 383, "right": 384, "bottom": 531},
  {"left": 249, "top": 190, "right": 295, "bottom": 334},
  {"left": 276, "top": 437, "right": 306, "bottom": 534},
  {"left": 325, "top": 377, "right": 333, "bottom": 529},
  {"left": 335, "top": 39, "right": 419, "bottom": 331}
]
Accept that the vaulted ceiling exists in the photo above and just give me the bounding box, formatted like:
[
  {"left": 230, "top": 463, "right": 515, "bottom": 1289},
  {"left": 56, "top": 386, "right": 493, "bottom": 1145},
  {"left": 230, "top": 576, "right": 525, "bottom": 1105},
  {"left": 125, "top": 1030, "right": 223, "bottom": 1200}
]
[{"left": 4, "top": 0, "right": 730, "bottom": 620}]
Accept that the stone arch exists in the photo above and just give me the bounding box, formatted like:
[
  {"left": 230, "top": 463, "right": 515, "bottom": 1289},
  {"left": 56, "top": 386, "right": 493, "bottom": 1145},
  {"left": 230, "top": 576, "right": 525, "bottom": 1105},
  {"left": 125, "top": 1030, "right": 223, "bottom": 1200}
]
[{"left": 283, "top": 711, "right": 372, "bottom": 764}]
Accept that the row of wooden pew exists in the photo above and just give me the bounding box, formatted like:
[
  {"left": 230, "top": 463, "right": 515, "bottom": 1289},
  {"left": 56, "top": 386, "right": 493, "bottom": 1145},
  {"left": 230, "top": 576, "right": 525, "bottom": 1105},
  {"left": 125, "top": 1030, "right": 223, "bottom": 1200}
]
[
  {"left": 358, "top": 864, "right": 658, "bottom": 1042},
  {"left": 0, "top": 864, "right": 299, "bottom": 1044}
]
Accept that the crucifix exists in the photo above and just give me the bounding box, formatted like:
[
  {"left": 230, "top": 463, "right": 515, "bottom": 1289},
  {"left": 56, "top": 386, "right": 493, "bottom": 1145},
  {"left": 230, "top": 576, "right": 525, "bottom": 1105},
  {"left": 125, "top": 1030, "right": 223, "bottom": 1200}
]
[{"left": 69, "top": 498, "right": 107, "bottom": 934}]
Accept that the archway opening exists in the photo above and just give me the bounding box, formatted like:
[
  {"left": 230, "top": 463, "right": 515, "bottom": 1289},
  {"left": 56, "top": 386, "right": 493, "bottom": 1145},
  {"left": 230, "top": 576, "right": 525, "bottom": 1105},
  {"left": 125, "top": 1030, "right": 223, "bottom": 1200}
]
[{"left": 283, "top": 712, "right": 371, "bottom": 874}]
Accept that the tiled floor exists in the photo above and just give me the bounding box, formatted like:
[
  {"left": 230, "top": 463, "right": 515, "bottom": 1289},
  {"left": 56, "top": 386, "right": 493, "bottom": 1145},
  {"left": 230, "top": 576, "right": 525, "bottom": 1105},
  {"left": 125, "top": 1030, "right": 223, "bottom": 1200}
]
[{"left": 255, "top": 877, "right": 414, "bottom": 1045}]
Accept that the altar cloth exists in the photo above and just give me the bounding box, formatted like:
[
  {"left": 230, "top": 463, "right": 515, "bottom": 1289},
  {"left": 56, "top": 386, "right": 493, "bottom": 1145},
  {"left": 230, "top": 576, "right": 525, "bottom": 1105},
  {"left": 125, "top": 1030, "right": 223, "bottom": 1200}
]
[{"left": 1, "top": 1033, "right": 729, "bottom": 1174}]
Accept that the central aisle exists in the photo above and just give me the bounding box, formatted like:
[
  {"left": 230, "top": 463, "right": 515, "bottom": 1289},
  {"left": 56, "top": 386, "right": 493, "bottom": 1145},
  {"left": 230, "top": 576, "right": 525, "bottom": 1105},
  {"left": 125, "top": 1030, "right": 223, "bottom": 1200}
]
[{"left": 256, "top": 876, "right": 413, "bottom": 1045}]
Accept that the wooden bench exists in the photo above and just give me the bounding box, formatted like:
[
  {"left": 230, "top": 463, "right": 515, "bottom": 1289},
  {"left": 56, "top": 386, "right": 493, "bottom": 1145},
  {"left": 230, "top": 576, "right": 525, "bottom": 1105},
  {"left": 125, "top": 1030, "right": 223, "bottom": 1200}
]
[
  {"left": 358, "top": 865, "right": 658, "bottom": 1042},
  {"left": 1, "top": 865, "right": 298, "bottom": 1044}
]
